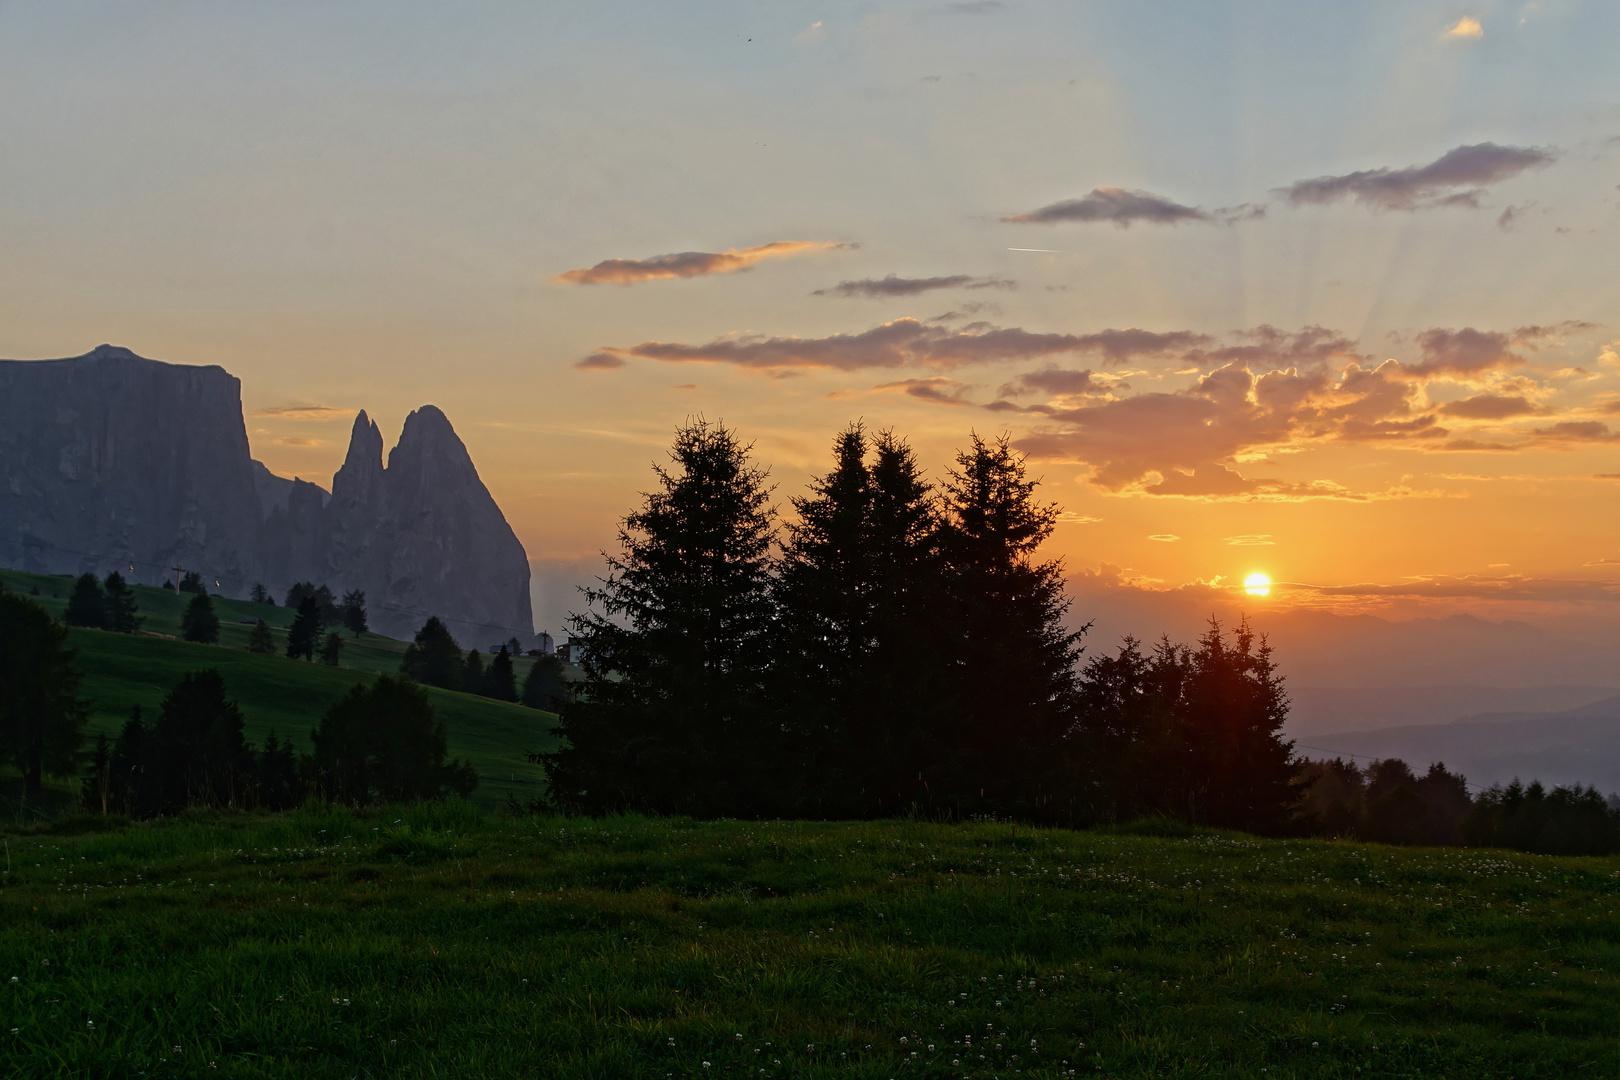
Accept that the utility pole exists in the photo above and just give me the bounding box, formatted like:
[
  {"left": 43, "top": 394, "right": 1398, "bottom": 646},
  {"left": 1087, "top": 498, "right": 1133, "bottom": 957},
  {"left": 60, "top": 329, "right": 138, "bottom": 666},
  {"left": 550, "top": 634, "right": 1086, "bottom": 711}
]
[{"left": 171, "top": 564, "right": 184, "bottom": 593}]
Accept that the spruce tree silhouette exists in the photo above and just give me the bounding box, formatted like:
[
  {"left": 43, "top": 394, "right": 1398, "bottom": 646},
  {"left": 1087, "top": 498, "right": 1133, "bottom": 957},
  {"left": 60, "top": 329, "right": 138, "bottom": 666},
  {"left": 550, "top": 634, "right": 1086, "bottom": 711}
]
[
  {"left": 181, "top": 592, "right": 221, "bottom": 644},
  {"left": 102, "top": 572, "right": 142, "bottom": 633},
  {"left": 774, "top": 424, "right": 944, "bottom": 815},
  {"left": 484, "top": 644, "right": 519, "bottom": 702},
  {"left": 309, "top": 675, "right": 477, "bottom": 805},
  {"left": 542, "top": 418, "right": 780, "bottom": 815},
  {"left": 148, "top": 669, "right": 252, "bottom": 812},
  {"left": 461, "top": 648, "right": 485, "bottom": 695},
  {"left": 936, "top": 433, "right": 1085, "bottom": 818},
  {"left": 65, "top": 573, "right": 107, "bottom": 628},
  {"left": 521, "top": 653, "right": 569, "bottom": 711},
  {"left": 401, "top": 616, "right": 463, "bottom": 688},
  {"left": 285, "top": 597, "right": 322, "bottom": 660},
  {"left": 246, "top": 619, "right": 276, "bottom": 654},
  {"left": 0, "top": 590, "right": 90, "bottom": 794},
  {"left": 341, "top": 589, "right": 368, "bottom": 636}
]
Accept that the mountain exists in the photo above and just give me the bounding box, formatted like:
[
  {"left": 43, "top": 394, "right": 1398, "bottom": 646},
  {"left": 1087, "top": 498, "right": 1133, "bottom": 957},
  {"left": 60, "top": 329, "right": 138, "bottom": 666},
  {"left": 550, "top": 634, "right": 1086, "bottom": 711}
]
[
  {"left": 0, "top": 345, "right": 533, "bottom": 648},
  {"left": 1302, "top": 697, "right": 1620, "bottom": 795}
]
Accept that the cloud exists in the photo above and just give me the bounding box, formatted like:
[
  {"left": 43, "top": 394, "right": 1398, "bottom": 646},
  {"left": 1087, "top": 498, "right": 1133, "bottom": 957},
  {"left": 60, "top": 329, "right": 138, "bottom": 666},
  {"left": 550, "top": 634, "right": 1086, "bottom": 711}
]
[
  {"left": 575, "top": 352, "right": 626, "bottom": 371},
  {"left": 997, "top": 367, "right": 1110, "bottom": 398},
  {"left": 591, "top": 320, "right": 1209, "bottom": 372},
  {"left": 1278, "top": 143, "right": 1555, "bottom": 211},
  {"left": 1434, "top": 438, "right": 1517, "bottom": 452},
  {"left": 1003, "top": 187, "right": 1214, "bottom": 227},
  {"left": 1300, "top": 574, "right": 1620, "bottom": 604},
  {"left": 1057, "top": 511, "right": 1102, "bottom": 524},
  {"left": 253, "top": 403, "right": 352, "bottom": 420},
  {"left": 1148, "top": 534, "right": 1180, "bottom": 542},
  {"left": 945, "top": 0, "right": 1004, "bottom": 12},
  {"left": 1532, "top": 420, "right": 1620, "bottom": 443},
  {"left": 555, "top": 241, "right": 843, "bottom": 285},
  {"left": 272, "top": 436, "right": 326, "bottom": 447},
  {"left": 814, "top": 274, "right": 1015, "bottom": 298},
  {"left": 1597, "top": 473, "right": 1620, "bottom": 480},
  {"left": 873, "top": 376, "right": 977, "bottom": 406},
  {"left": 1394, "top": 326, "right": 1541, "bottom": 380},
  {"left": 1224, "top": 534, "right": 1276, "bottom": 546},
  {"left": 1438, "top": 393, "right": 1544, "bottom": 419},
  {"left": 1444, "top": 16, "right": 1484, "bottom": 38}
]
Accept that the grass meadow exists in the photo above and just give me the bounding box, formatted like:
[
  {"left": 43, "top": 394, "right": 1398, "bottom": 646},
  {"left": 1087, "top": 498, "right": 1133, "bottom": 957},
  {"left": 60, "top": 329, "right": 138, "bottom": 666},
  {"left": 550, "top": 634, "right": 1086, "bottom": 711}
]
[
  {"left": 0, "top": 568, "right": 558, "bottom": 809},
  {"left": 2, "top": 808, "right": 1617, "bottom": 1078}
]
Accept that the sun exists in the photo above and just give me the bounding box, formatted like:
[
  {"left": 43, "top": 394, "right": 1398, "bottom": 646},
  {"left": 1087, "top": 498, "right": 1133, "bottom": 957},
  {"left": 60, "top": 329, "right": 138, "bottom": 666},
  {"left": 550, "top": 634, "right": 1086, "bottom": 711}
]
[{"left": 1244, "top": 573, "right": 1271, "bottom": 597}]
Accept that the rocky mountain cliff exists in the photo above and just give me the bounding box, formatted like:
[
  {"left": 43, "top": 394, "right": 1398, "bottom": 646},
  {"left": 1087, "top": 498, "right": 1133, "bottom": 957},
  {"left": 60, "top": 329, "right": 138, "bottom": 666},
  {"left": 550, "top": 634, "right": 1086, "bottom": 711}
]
[{"left": 0, "top": 345, "right": 533, "bottom": 648}]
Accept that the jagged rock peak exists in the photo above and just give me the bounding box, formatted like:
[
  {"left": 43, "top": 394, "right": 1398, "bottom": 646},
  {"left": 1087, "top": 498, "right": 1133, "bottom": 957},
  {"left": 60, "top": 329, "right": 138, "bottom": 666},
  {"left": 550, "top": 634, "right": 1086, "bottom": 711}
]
[{"left": 334, "top": 410, "right": 384, "bottom": 489}]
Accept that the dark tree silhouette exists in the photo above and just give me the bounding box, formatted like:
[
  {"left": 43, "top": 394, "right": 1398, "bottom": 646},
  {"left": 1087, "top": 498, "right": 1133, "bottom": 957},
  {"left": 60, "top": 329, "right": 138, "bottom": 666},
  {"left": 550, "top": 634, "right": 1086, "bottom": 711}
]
[
  {"left": 179, "top": 571, "right": 206, "bottom": 595},
  {"left": 247, "top": 619, "right": 276, "bottom": 654},
  {"left": 542, "top": 418, "right": 782, "bottom": 815},
  {"left": 484, "top": 644, "right": 519, "bottom": 702},
  {"left": 308, "top": 675, "right": 477, "bottom": 805},
  {"left": 521, "top": 653, "right": 569, "bottom": 711},
  {"left": 255, "top": 731, "right": 302, "bottom": 810},
  {"left": 933, "top": 432, "right": 1085, "bottom": 818},
  {"left": 285, "top": 597, "right": 323, "bottom": 660},
  {"left": 401, "top": 616, "right": 463, "bottom": 689},
  {"left": 147, "top": 669, "right": 254, "bottom": 812},
  {"left": 341, "top": 589, "right": 368, "bottom": 637},
  {"left": 102, "top": 572, "right": 142, "bottom": 633},
  {"left": 250, "top": 583, "right": 272, "bottom": 605},
  {"left": 319, "top": 631, "right": 345, "bottom": 667},
  {"left": 65, "top": 573, "right": 107, "bottom": 628},
  {"left": 0, "top": 590, "right": 91, "bottom": 794},
  {"left": 461, "top": 648, "right": 485, "bottom": 695},
  {"left": 181, "top": 592, "right": 221, "bottom": 644},
  {"left": 774, "top": 424, "right": 945, "bottom": 815}
]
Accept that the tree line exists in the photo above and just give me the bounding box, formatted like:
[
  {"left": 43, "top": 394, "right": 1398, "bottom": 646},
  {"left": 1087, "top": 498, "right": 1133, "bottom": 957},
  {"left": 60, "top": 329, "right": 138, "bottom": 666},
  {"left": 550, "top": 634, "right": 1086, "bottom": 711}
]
[{"left": 529, "top": 418, "right": 1620, "bottom": 855}]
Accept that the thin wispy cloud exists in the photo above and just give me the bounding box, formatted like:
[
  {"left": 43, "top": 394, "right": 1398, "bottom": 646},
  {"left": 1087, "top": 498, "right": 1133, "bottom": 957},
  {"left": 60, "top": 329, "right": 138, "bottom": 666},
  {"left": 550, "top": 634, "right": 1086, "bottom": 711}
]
[
  {"left": 813, "top": 274, "right": 1016, "bottom": 298},
  {"left": 253, "top": 403, "right": 352, "bottom": 419},
  {"left": 555, "top": 241, "right": 844, "bottom": 285},
  {"left": 575, "top": 353, "right": 626, "bottom": 371},
  {"left": 1003, "top": 187, "right": 1220, "bottom": 227},
  {"left": 589, "top": 320, "right": 1209, "bottom": 372},
  {"left": 1224, "top": 534, "right": 1276, "bottom": 546},
  {"left": 874, "top": 376, "right": 976, "bottom": 405},
  {"left": 1438, "top": 394, "right": 1543, "bottom": 419},
  {"left": 1279, "top": 143, "right": 1555, "bottom": 211}
]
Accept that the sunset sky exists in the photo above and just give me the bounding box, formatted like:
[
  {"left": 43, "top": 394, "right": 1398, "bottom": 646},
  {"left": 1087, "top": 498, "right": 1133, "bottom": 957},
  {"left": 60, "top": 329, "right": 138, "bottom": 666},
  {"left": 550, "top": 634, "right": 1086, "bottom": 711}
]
[{"left": 3, "top": 1, "right": 1618, "bottom": 639}]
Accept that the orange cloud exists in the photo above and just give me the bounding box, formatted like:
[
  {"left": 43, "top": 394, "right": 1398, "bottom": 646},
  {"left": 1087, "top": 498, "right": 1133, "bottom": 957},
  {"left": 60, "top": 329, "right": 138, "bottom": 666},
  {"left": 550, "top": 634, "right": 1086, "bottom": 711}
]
[{"left": 555, "top": 241, "right": 844, "bottom": 285}]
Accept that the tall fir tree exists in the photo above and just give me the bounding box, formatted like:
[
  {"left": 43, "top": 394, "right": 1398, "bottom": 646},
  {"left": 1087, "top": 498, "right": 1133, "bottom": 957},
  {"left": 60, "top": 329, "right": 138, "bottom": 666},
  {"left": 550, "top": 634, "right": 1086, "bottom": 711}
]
[
  {"left": 541, "top": 418, "right": 782, "bottom": 815},
  {"left": 773, "top": 425, "right": 944, "bottom": 815},
  {"left": 461, "top": 648, "right": 485, "bottom": 695},
  {"left": 934, "top": 433, "right": 1085, "bottom": 818},
  {"left": 0, "top": 592, "right": 91, "bottom": 793},
  {"left": 65, "top": 573, "right": 107, "bottom": 628},
  {"left": 102, "top": 572, "right": 142, "bottom": 633},
  {"left": 400, "top": 616, "right": 463, "bottom": 688},
  {"left": 521, "top": 653, "right": 569, "bottom": 711},
  {"left": 246, "top": 619, "right": 276, "bottom": 654},
  {"left": 484, "top": 644, "right": 519, "bottom": 702},
  {"left": 181, "top": 592, "right": 221, "bottom": 644},
  {"left": 341, "top": 589, "right": 368, "bottom": 636},
  {"left": 308, "top": 675, "right": 477, "bottom": 805},
  {"left": 147, "top": 669, "right": 253, "bottom": 812},
  {"left": 285, "top": 597, "right": 322, "bottom": 660},
  {"left": 320, "top": 631, "right": 345, "bottom": 666}
]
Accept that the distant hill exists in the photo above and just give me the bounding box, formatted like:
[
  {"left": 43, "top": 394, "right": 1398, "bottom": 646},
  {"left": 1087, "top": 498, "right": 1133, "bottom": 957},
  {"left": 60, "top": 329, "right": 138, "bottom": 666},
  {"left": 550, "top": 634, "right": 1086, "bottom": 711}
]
[
  {"left": 0, "top": 568, "right": 556, "bottom": 808},
  {"left": 1301, "top": 697, "right": 1620, "bottom": 795}
]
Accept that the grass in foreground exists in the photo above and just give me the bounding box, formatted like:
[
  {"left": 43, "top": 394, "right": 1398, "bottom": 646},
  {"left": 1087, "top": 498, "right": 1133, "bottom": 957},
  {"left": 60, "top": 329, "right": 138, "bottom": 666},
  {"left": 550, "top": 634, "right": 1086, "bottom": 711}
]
[{"left": 2, "top": 811, "right": 1617, "bottom": 1078}]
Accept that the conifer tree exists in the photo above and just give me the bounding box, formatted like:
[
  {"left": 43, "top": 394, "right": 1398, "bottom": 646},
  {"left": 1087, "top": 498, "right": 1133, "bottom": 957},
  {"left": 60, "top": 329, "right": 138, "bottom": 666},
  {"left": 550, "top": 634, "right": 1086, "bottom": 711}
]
[
  {"left": 308, "top": 675, "right": 477, "bottom": 805},
  {"left": 320, "top": 631, "right": 345, "bottom": 666},
  {"left": 774, "top": 425, "right": 943, "bottom": 814},
  {"left": 935, "top": 433, "right": 1085, "bottom": 817},
  {"left": 102, "top": 572, "right": 142, "bottom": 633},
  {"left": 400, "top": 616, "right": 463, "bottom": 688},
  {"left": 484, "top": 644, "right": 519, "bottom": 702},
  {"left": 461, "top": 648, "right": 485, "bottom": 695},
  {"left": 246, "top": 619, "right": 276, "bottom": 654},
  {"left": 147, "top": 669, "right": 252, "bottom": 811},
  {"left": 65, "top": 573, "right": 107, "bottom": 628},
  {"left": 341, "top": 589, "right": 368, "bottom": 636},
  {"left": 285, "top": 597, "right": 322, "bottom": 660},
  {"left": 541, "top": 418, "right": 781, "bottom": 815},
  {"left": 250, "top": 583, "right": 270, "bottom": 605},
  {"left": 521, "top": 653, "right": 569, "bottom": 711},
  {"left": 181, "top": 592, "right": 221, "bottom": 644},
  {"left": 179, "top": 571, "right": 206, "bottom": 595}
]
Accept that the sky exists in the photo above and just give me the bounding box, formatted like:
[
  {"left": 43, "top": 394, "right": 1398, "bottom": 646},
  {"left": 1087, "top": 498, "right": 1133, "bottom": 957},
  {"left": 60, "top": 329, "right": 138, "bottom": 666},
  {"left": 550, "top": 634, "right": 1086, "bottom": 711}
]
[{"left": 2, "top": 0, "right": 1618, "bottom": 644}]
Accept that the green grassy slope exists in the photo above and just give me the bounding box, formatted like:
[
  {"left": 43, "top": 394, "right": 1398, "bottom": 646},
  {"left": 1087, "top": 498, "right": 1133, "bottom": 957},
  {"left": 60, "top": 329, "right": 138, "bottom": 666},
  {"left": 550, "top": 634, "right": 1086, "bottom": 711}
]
[
  {"left": 0, "top": 568, "right": 556, "bottom": 808},
  {"left": 1, "top": 810, "right": 1617, "bottom": 1077}
]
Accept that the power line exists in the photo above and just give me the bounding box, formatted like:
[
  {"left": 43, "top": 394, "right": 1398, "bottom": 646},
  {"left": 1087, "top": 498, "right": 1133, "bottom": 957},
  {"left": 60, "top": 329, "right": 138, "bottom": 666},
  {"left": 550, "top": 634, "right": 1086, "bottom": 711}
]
[{"left": 0, "top": 534, "right": 552, "bottom": 642}]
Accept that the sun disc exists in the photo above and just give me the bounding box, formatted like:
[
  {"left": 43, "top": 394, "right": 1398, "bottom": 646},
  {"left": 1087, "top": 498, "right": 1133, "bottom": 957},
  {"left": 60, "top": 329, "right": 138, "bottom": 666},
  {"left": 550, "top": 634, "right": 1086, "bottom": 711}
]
[{"left": 1244, "top": 573, "right": 1271, "bottom": 597}]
